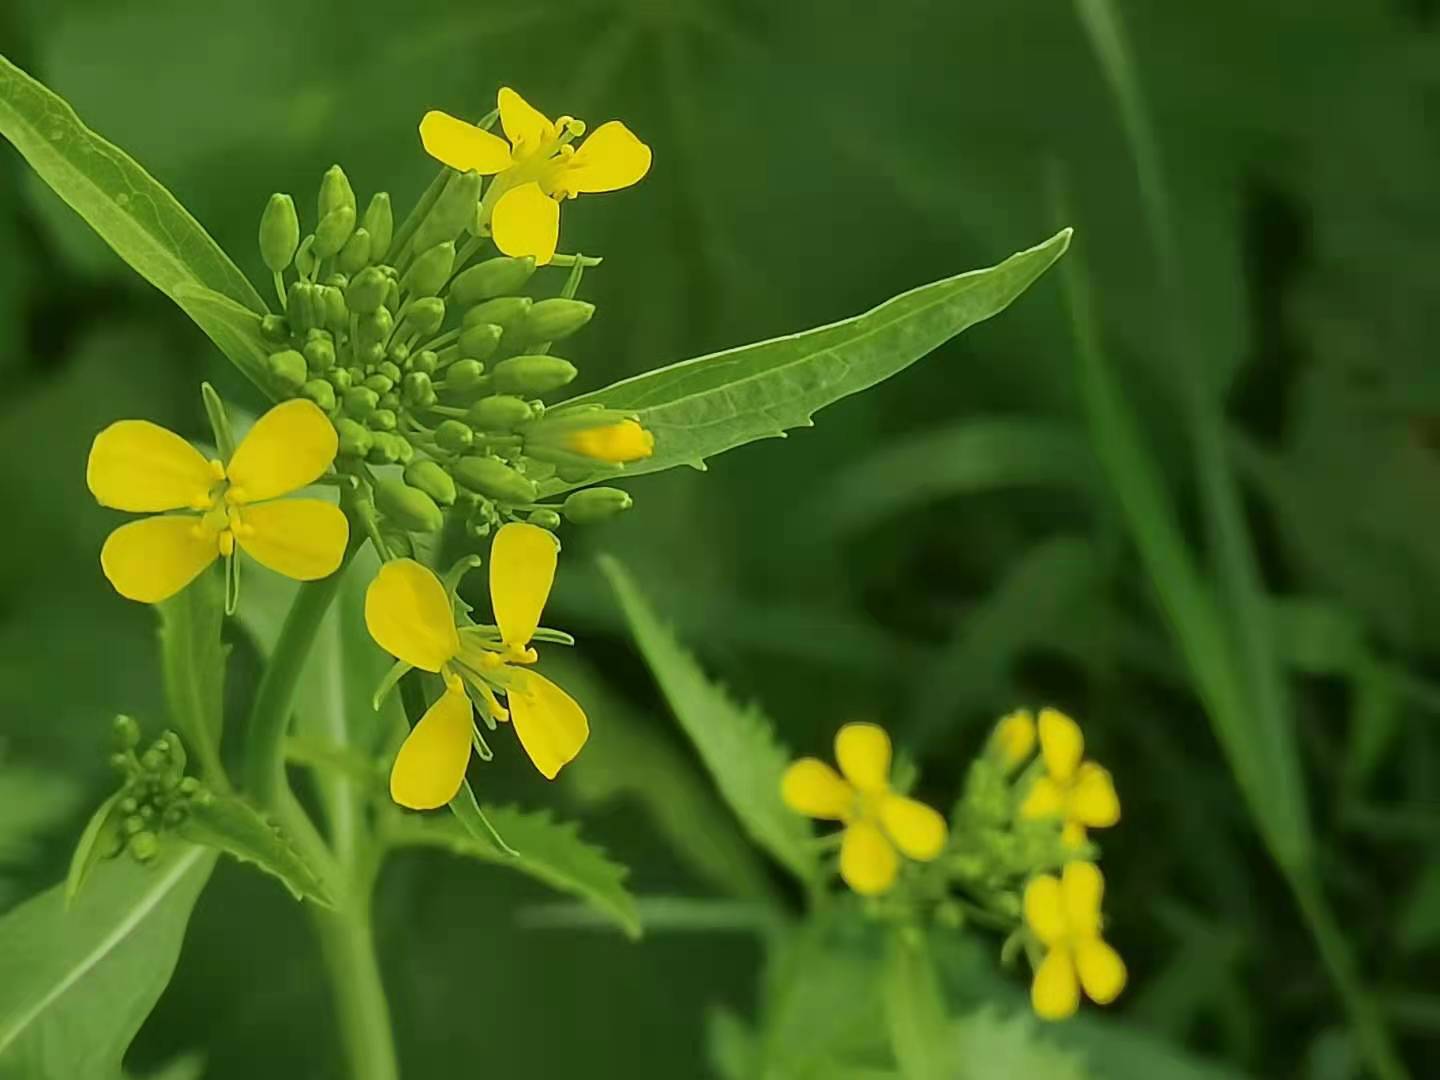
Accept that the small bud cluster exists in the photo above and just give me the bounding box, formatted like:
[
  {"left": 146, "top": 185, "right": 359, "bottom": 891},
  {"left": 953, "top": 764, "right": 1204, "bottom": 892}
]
[
  {"left": 104, "top": 715, "right": 208, "bottom": 865},
  {"left": 258, "top": 163, "right": 641, "bottom": 548}
]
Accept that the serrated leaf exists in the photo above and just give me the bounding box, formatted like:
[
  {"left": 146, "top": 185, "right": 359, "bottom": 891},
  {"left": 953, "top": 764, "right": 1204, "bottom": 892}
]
[
  {"left": 600, "top": 556, "right": 819, "bottom": 884},
  {"left": 176, "top": 794, "right": 334, "bottom": 908},
  {"left": 543, "top": 229, "right": 1070, "bottom": 494},
  {"left": 0, "top": 846, "right": 215, "bottom": 1080},
  {"left": 156, "top": 566, "right": 227, "bottom": 784},
  {"left": 384, "top": 805, "right": 639, "bottom": 939}
]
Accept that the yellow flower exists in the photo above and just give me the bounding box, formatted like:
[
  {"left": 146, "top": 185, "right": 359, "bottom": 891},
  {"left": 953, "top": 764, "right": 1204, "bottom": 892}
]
[
  {"left": 563, "top": 419, "right": 655, "bottom": 464},
  {"left": 419, "top": 87, "right": 651, "bottom": 265},
  {"left": 364, "top": 522, "right": 587, "bottom": 809},
  {"left": 990, "top": 708, "right": 1037, "bottom": 769},
  {"left": 1018, "top": 708, "right": 1119, "bottom": 848},
  {"left": 86, "top": 399, "right": 348, "bottom": 603},
  {"left": 1024, "top": 861, "right": 1127, "bottom": 1020},
  {"left": 781, "top": 722, "right": 948, "bottom": 896}
]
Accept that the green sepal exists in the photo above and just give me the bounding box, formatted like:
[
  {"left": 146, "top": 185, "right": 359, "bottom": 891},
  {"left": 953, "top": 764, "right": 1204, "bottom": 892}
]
[
  {"left": 462, "top": 295, "right": 531, "bottom": 335},
  {"left": 313, "top": 204, "right": 356, "bottom": 259},
  {"left": 452, "top": 456, "right": 538, "bottom": 504},
  {"left": 363, "top": 192, "right": 394, "bottom": 257},
  {"left": 561, "top": 486, "right": 632, "bottom": 524},
  {"left": 259, "top": 193, "right": 300, "bottom": 273},
  {"left": 404, "top": 458, "right": 457, "bottom": 506},
  {"left": 374, "top": 474, "right": 444, "bottom": 533},
  {"left": 64, "top": 789, "right": 126, "bottom": 905},
  {"left": 467, "top": 394, "right": 532, "bottom": 432},
  {"left": 337, "top": 226, "right": 372, "bottom": 275},
  {"left": 371, "top": 659, "right": 413, "bottom": 711},
  {"left": 200, "top": 381, "right": 237, "bottom": 460},
  {"left": 413, "top": 169, "right": 482, "bottom": 253},
  {"left": 517, "top": 297, "right": 594, "bottom": 347},
  {"left": 491, "top": 354, "right": 577, "bottom": 396},
  {"left": 458, "top": 321, "right": 503, "bottom": 362},
  {"left": 318, "top": 163, "right": 356, "bottom": 220},
  {"left": 401, "top": 241, "right": 456, "bottom": 299},
  {"left": 448, "top": 255, "right": 536, "bottom": 307}
]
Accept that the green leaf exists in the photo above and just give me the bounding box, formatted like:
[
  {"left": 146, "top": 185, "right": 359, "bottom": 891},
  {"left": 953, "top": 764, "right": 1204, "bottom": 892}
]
[
  {"left": 383, "top": 805, "right": 639, "bottom": 939},
  {"left": 952, "top": 1008, "right": 1093, "bottom": 1080},
  {"left": 156, "top": 566, "right": 228, "bottom": 785},
  {"left": 884, "top": 931, "right": 950, "bottom": 1080},
  {"left": 600, "top": 555, "right": 819, "bottom": 885},
  {"left": 171, "top": 283, "right": 279, "bottom": 398},
  {"left": 64, "top": 791, "right": 125, "bottom": 905},
  {"left": 176, "top": 793, "right": 334, "bottom": 908},
  {"left": 0, "top": 846, "right": 215, "bottom": 1080},
  {"left": 544, "top": 228, "right": 1071, "bottom": 492}
]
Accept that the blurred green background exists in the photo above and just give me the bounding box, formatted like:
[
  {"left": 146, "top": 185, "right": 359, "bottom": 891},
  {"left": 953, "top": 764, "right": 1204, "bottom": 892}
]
[{"left": 2, "top": 0, "right": 1439, "bottom": 1076}]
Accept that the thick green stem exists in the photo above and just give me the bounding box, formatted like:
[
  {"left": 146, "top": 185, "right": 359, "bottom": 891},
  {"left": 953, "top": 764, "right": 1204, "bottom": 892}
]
[{"left": 310, "top": 901, "right": 400, "bottom": 1080}]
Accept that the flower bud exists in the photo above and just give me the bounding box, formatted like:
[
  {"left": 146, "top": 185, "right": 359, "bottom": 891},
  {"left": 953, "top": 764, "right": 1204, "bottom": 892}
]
[
  {"left": 388, "top": 341, "right": 412, "bottom": 366},
  {"left": 467, "top": 394, "right": 532, "bottom": 432},
  {"left": 357, "top": 307, "right": 394, "bottom": 347},
  {"left": 304, "top": 335, "right": 336, "bottom": 373},
  {"left": 347, "top": 266, "right": 389, "bottom": 315},
  {"left": 337, "top": 226, "right": 372, "bottom": 275},
  {"left": 988, "top": 710, "right": 1036, "bottom": 771},
  {"left": 295, "top": 234, "right": 318, "bottom": 280},
  {"left": 366, "top": 432, "right": 402, "bottom": 465},
  {"left": 259, "top": 193, "right": 300, "bottom": 273},
  {"left": 335, "top": 418, "right": 371, "bottom": 457},
  {"left": 448, "top": 255, "right": 537, "bottom": 306},
  {"left": 260, "top": 313, "right": 290, "bottom": 342},
  {"left": 113, "top": 714, "right": 141, "bottom": 750},
  {"left": 520, "top": 298, "right": 594, "bottom": 344},
  {"left": 560, "top": 419, "right": 654, "bottom": 464},
  {"left": 364, "top": 192, "right": 394, "bottom": 259},
  {"left": 324, "top": 272, "right": 349, "bottom": 289},
  {"left": 527, "top": 508, "right": 562, "bottom": 530},
  {"left": 414, "top": 170, "right": 483, "bottom": 253},
  {"left": 128, "top": 830, "right": 159, "bottom": 863},
  {"left": 344, "top": 387, "right": 379, "bottom": 419},
  {"left": 374, "top": 475, "right": 444, "bottom": 532},
  {"left": 369, "top": 408, "right": 398, "bottom": 432},
  {"left": 328, "top": 367, "right": 353, "bottom": 392},
  {"left": 302, "top": 379, "right": 336, "bottom": 412},
  {"left": 319, "top": 285, "right": 348, "bottom": 334},
  {"left": 463, "top": 296, "right": 531, "bottom": 336},
  {"left": 458, "top": 322, "right": 503, "bottom": 362},
  {"left": 404, "top": 296, "right": 446, "bottom": 338},
  {"left": 412, "top": 349, "right": 438, "bottom": 375},
  {"left": 319, "top": 165, "right": 356, "bottom": 219},
  {"left": 364, "top": 374, "right": 394, "bottom": 396},
  {"left": 268, "top": 349, "right": 308, "bottom": 392},
  {"left": 385, "top": 277, "right": 401, "bottom": 313},
  {"left": 286, "top": 281, "right": 319, "bottom": 333},
  {"left": 453, "top": 456, "right": 538, "bottom": 504},
  {"left": 314, "top": 205, "right": 357, "bottom": 260},
  {"left": 402, "top": 371, "right": 436, "bottom": 408},
  {"left": 404, "top": 459, "right": 457, "bottom": 506},
  {"left": 443, "top": 358, "right": 487, "bottom": 394},
  {"left": 378, "top": 360, "right": 402, "bottom": 383},
  {"left": 435, "top": 419, "right": 474, "bottom": 452},
  {"left": 401, "top": 241, "right": 456, "bottom": 299},
  {"left": 492, "top": 354, "right": 577, "bottom": 396},
  {"left": 379, "top": 391, "right": 401, "bottom": 412},
  {"left": 562, "top": 487, "right": 633, "bottom": 524}
]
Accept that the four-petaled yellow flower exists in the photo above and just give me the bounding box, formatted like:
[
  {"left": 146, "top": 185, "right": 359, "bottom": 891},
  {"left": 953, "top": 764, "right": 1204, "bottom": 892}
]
[
  {"left": 420, "top": 88, "right": 650, "bottom": 266},
  {"left": 1024, "top": 861, "right": 1127, "bottom": 1020},
  {"left": 365, "top": 522, "right": 587, "bottom": 809},
  {"left": 781, "top": 722, "right": 948, "bottom": 896},
  {"left": 86, "top": 400, "right": 348, "bottom": 603},
  {"left": 564, "top": 419, "right": 655, "bottom": 464},
  {"left": 1018, "top": 708, "right": 1119, "bottom": 847}
]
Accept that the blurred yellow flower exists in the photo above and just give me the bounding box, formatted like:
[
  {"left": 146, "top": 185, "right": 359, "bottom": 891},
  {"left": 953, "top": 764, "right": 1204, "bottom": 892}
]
[
  {"left": 563, "top": 419, "right": 655, "bottom": 464},
  {"left": 991, "top": 708, "right": 1037, "bottom": 769},
  {"left": 781, "top": 722, "right": 948, "bottom": 896},
  {"left": 86, "top": 399, "right": 347, "bottom": 603},
  {"left": 365, "top": 522, "right": 587, "bottom": 808},
  {"left": 1019, "top": 708, "right": 1119, "bottom": 847},
  {"left": 1024, "top": 861, "right": 1127, "bottom": 1020},
  {"left": 419, "top": 87, "right": 651, "bottom": 265}
]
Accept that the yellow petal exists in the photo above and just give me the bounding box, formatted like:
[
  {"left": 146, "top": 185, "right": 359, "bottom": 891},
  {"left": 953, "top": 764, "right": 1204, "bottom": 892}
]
[
  {"left": 879, "top": 793, "right": 947, "bottom": 861},
  {"left": 1019, "top": 776, "right": 1064, "bottom": 820},
  {"left": 87, "top": 420, "right": 218, "bottom": 512},
  {"left": 1070, "top": 762, "right": 1120, "bottom": 828},
  {"left": 1038, "top": 707, "right": 1084, "bottom": 782},
  {"left": 365, "top": 559, "right": 460, "bottom": 672},
  {"left": 507, "top": 669, "right": 588, "bottom": 780},
  {"left": 1061, "top": 861, "right": 1104, "bottom": 939},
  {"left": 1023, "top": 873, "right": 1068, "bottom": 945},
  {"left": 992, "top": 709, "right": 1036, "bottom": 768},
  {"left": 419, "top": 110, "right": 512, "bottom": 174},
  {"left": 100, "top": 515, "right": 220, "bottom": 604},
  {"left": 559, "top": 121, "right": 652, "bottom": 194},
  {"left": 390, "top": 685, "right": 474, "bottom": 810},
  {"left": 563, "top": 420, "right": 655, "bottom": 463},
  {"left": 834, "top": 722, "right": 891, "bottom": 793},
  {"left": 780, "top": 759, "right": 853, "bottom": 820},
  {"left": 225, "top": 400, "right": 337, "bottom": 504},
  {"left": 839, "top": 819, "right": 898, "bottom": 896},
  {"left": 1031, "top": 946, "right": 1080, "bottom": 1021},
  {"left": 233, "top": 498, "right": 348, "bottom": 581},
  {"left": 1075, "top": 938, "right": 1127, "bottom": 1005},
  {"left": 491, "top": 182, "right": 560, "bottom": 266},
  {"left": 1061, "top": 821, "right": 1089, "bottom": 850},
  {"left": 489, "top": 521, "right": 557, "bottom": 648},
  {"left": 497, "top": 87, "right": 557, "bottom": 151}
]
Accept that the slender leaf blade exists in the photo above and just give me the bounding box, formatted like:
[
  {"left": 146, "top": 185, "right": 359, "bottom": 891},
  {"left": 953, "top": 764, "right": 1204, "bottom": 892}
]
[{"left": 177, "top": 793, "right": 334, "bottom": 908}]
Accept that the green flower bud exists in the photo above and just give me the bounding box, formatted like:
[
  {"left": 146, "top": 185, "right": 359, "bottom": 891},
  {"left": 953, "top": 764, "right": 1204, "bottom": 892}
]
[
  {"left": 435, "top": 419, "right": 474, "bottom": 452},
  {"left": 562, "top": 487, "right": 633, "bottom": 524},
  {"left": 112, "top": 713, "right": 141, "bottom": 750},
  {"left": 527, "top": 508, "right": 562, "bottom": 530},
  {"left": 378, "top": 391, "right": 401, "bottom": 412},
  {"left": 344, "top": 386, "right": 379, "bottom": 419},
  {"left": 260, "top": 313, "right": 290, "bottom": 342},
  {"left": 268, "top": 349, "right": 308, "bottom": 392},
  {"left": 366, "top": 432, "right": 403, "bottom": 465},
  {"left": 304, "top": 336, "right": 336, "bottom": 373},
  {"left": 314, "top": 205, "right": 357, "bottom": 260},
  {"left": 402, "top": 371, "right": 436, "bottom": 408},
  {"left": 412, "top": 349, "right": 439, "bottom": 375},
  {"left": 368, "top": 408, "right": 398, "bottom": 432},
  {"left": 401, "top": 241, "right": 456, "bottom": 299},
  {"left": 463, "top": 296, "right": 532, "bottom": 336},
  {"left": 404, "top": 459, "right": 457, "bottom": 506},
  {"left": 521, "top": 298, "right": 594, "bottom": 345},
  {"left": 286, "top": 281, "right": 319, "bottom": 333},
  {"left": 128, "top": 831, "right": 160, "bottom": 863},
  {"left": 458, "top": 322, "right": 503, "bottom": 362},
  {"left": 139, "top": 803, "right": 156, "bottom": 822},
  {"left": 335, "top": 418, "right": 372, "bottom": 457},
  {"left": 347, "top": 266, "right": 389, "bottom": 315},
  {"left": 119, "top": 796, "right": 139, "bottom": 815},
  {"left": 324, "top": 272, "right": 349, "bottom": 288},
  {"left": 302, "top": 379, "right": 337, "bottom": 412},
  {"left": 443, "top": 358, "right": 487, "bottom": 394},
  {"left": 319, "top": 165, "right": 356, "bottom": 219},
  {"left": 388, "top": 341, "right": 412, "bottom": 366},
  {"left": 364, "top": 192, "right": 394, "bottom": 259},
  {"left": 358, "top": 307, "right": 394, "bottom": 347},
  {"left": 394, "top": 434, "right": 415, "bottom": 464},
  {"left": 467, "top": 394, "right": 533, "bottom": 432},
  {"left": 295, "top": 234, "right": 318, "bottom": 279},
  {"left": 320, "top": 285, "right": 349, "bottom": 334},
  {"left": 337, "top": 226, "right": 372, "bottom": 275},
  {"left": 374, "top": 475, "right": 444, "bottom": 532},
  {"left": 448, "top": 255, "right": 537, "bottom": 306},
  {"left": 359, "top": 342, "right": 386, "bottom": 368},
  {"left": 385, "top": 277, "right": 401, "bottom": 313},
  {"left": 492, "top": 354, "right": 577, "bottom": 396},
  {"left": 178, "top": 776, "right": 201, "bottom": 797},
  {"left": 162, "top": 805, "right": 188, "bottom": 828},
  {"left": 404, "top": 296, "right": 446, "bottom": 338},
  {"left": 453, "top": 456, "right": 538, "bottom": 504},
  {"left": 259, "top": 193, "right": 300, "bottom": 273},
  {"left": 364, "top": 374, "right": 394, "bottom": 396},
  {"left": 414, "top": 170, "right": 482, "bottom": 253},
  {"left": 328, "top": 367, "right": 353, "bottom": 392},
  {"left": 378, "top": 360, "right": 403, "bottom": 383},
  {"left": 123, "top": 813, "right": 146, "bottom": 836}
]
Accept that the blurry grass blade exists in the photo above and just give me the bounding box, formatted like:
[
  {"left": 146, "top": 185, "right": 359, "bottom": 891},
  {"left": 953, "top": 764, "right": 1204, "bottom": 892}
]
[
  {"left": 157, "top": 566, "right": 229, "bottom": 787},
  {"left": 544, "top": 229, "right": 1072, "bottom": 494},
  {"left": 176, "top": 793, "right": 335, "bottom": 907},
  {"left": 0, "top": 56, "right": 266, "bottom": 316},
  {"left": 520, "top": 896, "right": 775, "bottom": 935},
  {"left": 383, "top": 805, "right": 639, "bottom": 939},
  {"left": 0, "top": 846, "right": 215, "bottom": 1079},
  {"left": 600, "top": 556, "right": 820, "bottom": 885},
  {"left": 884, "top": 930, "right": 950, "bottom": 1080}
]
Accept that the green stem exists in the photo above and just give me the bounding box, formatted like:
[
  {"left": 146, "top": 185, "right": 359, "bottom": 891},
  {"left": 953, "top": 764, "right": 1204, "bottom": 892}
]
[{"left": 310, "top": 901, "right": 399, "bottom": 1080}]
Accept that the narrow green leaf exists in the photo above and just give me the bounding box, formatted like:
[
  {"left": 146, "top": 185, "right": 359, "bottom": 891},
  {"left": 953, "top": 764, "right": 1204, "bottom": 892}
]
[
  {"left": 0, "top": 846, "right": 215, "bottom": 1080},
  {"left": 156, "top": 566, "right": 228, "bottom": 785},
  {"left": 171, "top": 284, "right": 280, "bottom": 399},
  {"left": 600, "top": 555, "right": 819, "bottom": 884},
  {"left": 64, "top": 791, "right": 125, "bottom": 906},
  {"left": 450, "top": 778, "right": 518, "bottom": 858},
  {"left": 884, "top": 931, "right": 950, "bottom": 1080},
  {"left": 176, "top": 793, "right": 334, "bottom": 908},
  {"left": 384, "top": 805, "right": 639, "bottom": 939},
  {"left": 544, "top": 229, "right": 1071, "bottom": 492}
]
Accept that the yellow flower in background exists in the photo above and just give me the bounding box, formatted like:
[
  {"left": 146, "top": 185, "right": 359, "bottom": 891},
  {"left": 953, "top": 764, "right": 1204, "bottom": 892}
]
[
  {"left": 365, "top": 522, "right": 587, "bottom": 809},
  {"left": 781, "top": 722, "right": 948, "bottom": 896},
  {"left": 1018, "top": 708, "right": 1119, "bottom": 847},
  {"left": 419, "top": 87, "right": 651, "bottom": 265},
  {"left": 1024, "top": 861, "right": 1127, "bottom": 1020},
  {"left": 86, "top": 399, "right": 348, "bottom": 603},
  {"left": 564, "top": 419, "right": 655, "bottom": 464},
  {"left": 990, "top": 708, "right": 1037, "bottom": 769}
]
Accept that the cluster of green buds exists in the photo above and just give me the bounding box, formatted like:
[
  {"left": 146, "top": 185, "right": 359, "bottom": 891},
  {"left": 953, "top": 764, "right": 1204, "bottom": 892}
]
[
  {"left": 256, "top": 162, "right": 649, "bottom": 552},
  {"left": 100, "top": 716, "right": 205, "bottom": 865}
]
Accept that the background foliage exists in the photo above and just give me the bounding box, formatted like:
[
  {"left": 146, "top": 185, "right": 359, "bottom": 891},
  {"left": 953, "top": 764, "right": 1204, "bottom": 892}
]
[{"left": 1, "top": 0, "right": 1437, "bottom": 1076}]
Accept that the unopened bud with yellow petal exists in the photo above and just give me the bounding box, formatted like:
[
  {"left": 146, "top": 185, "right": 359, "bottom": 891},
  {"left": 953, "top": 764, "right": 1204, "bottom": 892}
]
[
  {"left": 990, "top": 709, "right": 1037, "bottom": 770},
  {"left": 562, "top": 419, "right": 654, "bottom": 464}
]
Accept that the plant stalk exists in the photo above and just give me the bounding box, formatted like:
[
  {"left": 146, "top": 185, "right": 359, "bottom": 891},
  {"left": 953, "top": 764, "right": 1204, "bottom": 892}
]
[{"left": 310, "top": 899, "right": 400, "bottom": 1080}]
